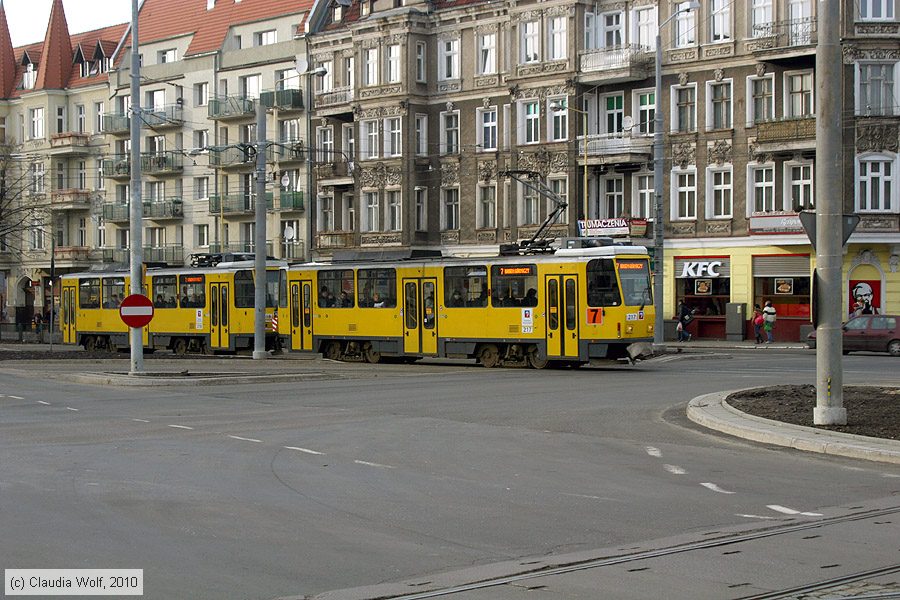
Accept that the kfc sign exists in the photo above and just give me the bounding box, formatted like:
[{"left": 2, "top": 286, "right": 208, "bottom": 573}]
[{"left": 680, "top": 261, "right": 723, "bottom": 278}]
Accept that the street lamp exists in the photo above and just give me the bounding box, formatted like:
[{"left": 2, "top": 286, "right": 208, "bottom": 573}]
[
  {"left": 550, "top": 100, "right": 589, "bottom": 224},
  {"left": 653, "top": 0, "right": 699, "bottom": 347}
]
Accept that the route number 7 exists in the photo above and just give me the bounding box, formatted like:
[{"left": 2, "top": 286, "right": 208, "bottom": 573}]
[{"left": 587, "top": 308, "right": 603, "bottom": 324}]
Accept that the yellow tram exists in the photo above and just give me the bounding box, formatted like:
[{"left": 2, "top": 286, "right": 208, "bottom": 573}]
[
  {"left": 60, "top": 257, "right": 287, "bottom": 354},
  {"left": 280, "top": 244, "right": 654, "bottom": 368}
]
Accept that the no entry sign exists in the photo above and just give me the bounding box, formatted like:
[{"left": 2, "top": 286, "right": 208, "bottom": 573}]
[{"left": 119, "top": 294, "right": 154, "bottom": 328}]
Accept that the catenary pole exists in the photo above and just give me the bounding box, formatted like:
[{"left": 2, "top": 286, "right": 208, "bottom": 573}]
[
  {"left": 652, "top": 30, "right": 664, "bottom": 347},
  {"left": 814, "top": 0, "right": 845, "bottom": 424},
  {"left": 253, "top": 101, "right": 268, "bottom": 360},
  {"left": 129, "top": 0, "right": 144, "bottom": 373}
]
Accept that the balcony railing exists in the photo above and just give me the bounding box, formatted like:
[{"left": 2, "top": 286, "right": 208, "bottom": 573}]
[
  {"left": 102, "top": 112, "right": 131, "bottom": 134},
  {"left": 140, "top": 151, "right": 184, "bottom": 175},
  {"left": 101, "top": 203, "right": 130, "bottom": 222},
  {"left": 580, "top": 44, "right": 652, "bottom": 73},
  {"left": 314, "top": 161, "right": 353, "bottom": 180},
  {"left": 578, "top": 132, "right": 653, "bottom": 157},
  {"left": 54, "top": 246, "right": 91, "bottom": 262},
  {"left": 142, "top": 105, "right": 184, "bottom": 129},
  {"left": 143, "top": 197, "right": 184, "bottom": 219},
  {"left": 314, "top": 86, "right": 354, "bottom": 110},
  {"left": 272, "top": 139, "right": 305, "bottom": 162},
  {"left": 208, "top": 95, "right": 255, "bottom": 120},
  {"left": 751, "top": 17, "right": 817, "bottom": 49},
  {"left": 316, "top": 231, "right": 356, "bottom": 249},
  {"left": 208, "top": 242, "right": 275, "bottom": 256},
  {"left": 50, "top": 188, "right": 92, "bottom": 210},
  {"left": 48, "top": 132, "right": 92, "bottom": 154},
  {"left": 278, "top": 191, "right": 304, "bottom": 211},
  {"left": 281, "top": 242, "right": 305, "bottom": 261},
  {"left": 143, "top": 244, "right": 185, "bottom": 264},
  {"left": 209, "top": 145, "right": 253, "bottom": 167},
  {"left": 259, "top": 89, "right": 304, "bottom": 111},
  {"left": 103, "top": 155, "right": 131, "bottom": 178},
  {"left": 755, "top": 116, "right": 816, "bottom": 144},
  {"left": 208, "top": 193, "right": 277, "bottom": 215}
]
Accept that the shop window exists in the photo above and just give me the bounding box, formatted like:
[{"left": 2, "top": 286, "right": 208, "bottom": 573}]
[
  {"left": 676, "top": 276, "right": 729, "bottom": 317},
  {"left": 754, "top": 276, "right": 811, "bottom": 317}
]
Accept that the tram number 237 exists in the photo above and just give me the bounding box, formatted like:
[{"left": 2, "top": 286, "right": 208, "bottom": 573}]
[{"left": 587, "top": 308, "right": 603, "bottom": 324}]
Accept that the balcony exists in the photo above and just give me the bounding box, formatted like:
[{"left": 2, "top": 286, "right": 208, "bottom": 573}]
[
  {"left": 259, "top": 89, "right": 304, "bottom": 112},
  {"left": 101, "top": 203, "right": 130, "bottom": 223},
  {"left": 208, "top": 95, "right": 255, "bottom": 120},
  {"left": 271, "top": 139, "right": 305, "bottom": 163},
  {"left": 314, "top": 86, "right": 354, "bottom": 114},
  {"left": 143, "top": 197, "right": 184, "bottom": 220},
  {"left": 754, "top": 116, "right": 816, "bottom": 151},
  {"left": 209, "top": 145, "right": 253, "bottom": 168},
  {"left": 140, "top": 151, "right": 184, "bottom": 175},
  {"left": 748, "top": 17, "right": 817, "bottom": 59},
  {"left": 315, "top": 161, "right": 354, "bottom": 185},
  {"left": 577, "top": 132, "right": 653, "bottom": 165},
  {"left": 103, "top": 155, "right": 131, "bottom": 179},
  {"left": 143, "top": 104, "right": 184, "bottom": 130},
  {"left": 54, "top": 246, "right": 91, "bottom": 263},
  {"left": 47, "top": 132, "right": 92, "bottom": 156},
  {"left": 143, "top": 244, "right": 185, "bottom": 265},
  {"left": 102, "top": 112, "right": 131, "bottom": 135},
  {"left": 281, "top": 242, "right": 305, "bottom": 261},
  {"left": 208, "top": 193, "right": 276, "bottom": 215},
  {"left": 316, "top": 231, "right": 356, "bottom": 249},
  {"left": 579, "top": 44, "right": 652, "bottom": 84},
  {"left": 208, "top": 241, "right": 275, "bottom": 256},
  {"left": 50, "top": 188, "right": 92, "bottom": 211},
  {"left": 277, "top": 191, "right": 304, "bottom": 211}
]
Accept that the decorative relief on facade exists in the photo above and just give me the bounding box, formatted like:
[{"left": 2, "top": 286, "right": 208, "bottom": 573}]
[
  {"left": 475, "top": 23, "right": 499, "bottom": 35},
  {"left": 514, "top": 10, "right": 543, "bottom": 23},
  {"left": 475, "top": 76, "right": 499, "bottom": 88},
  {"left": 850, "top": 248, "right": 885, "bottom": 273},
  {"left": 706, "top": 221, "right": 732, "bottom": 235},
  {"left": 671, "top": 222, "right": 696, "bottom": 235},
  {"left": 359, "top": 162, "right": 402, "bottom": 188},
  {"left": 445, "top": 101, "right": 455, "bottom": 112},
  {"left": 747, "top": 142, "right": 773, "bottom": 165},
  {"left": 508, "top": 82, "right": 574, "bottom": 102},
  {"left": 889, "top": 253, "right": 899, "bottom": 273},
  {"left": 516, "top": 148, "right": 567, "bottom": 177},
  {"left": 482, "top": 97, "right": 492, "bottom": 109},
  {"left": 713, "top": 68, "right": 725, "bottom": 82},
  {"left": 755, "top": 63, "right": 766, "bottom": 77},
  {"left": 359, "top": 38, "right": 380, "bottom": 49},
  {"left": 672, "top": 142, "right": 695, "bottom": 169},
  {"left": 438, "top": 81, "right": 462, "bottom": 93},
  {"left": 668, "top": 48, "right": 698, "bottom": 63},
  {"left": 707, "top": 139, "right": 732, "bottom": 165},
  {"left": 704, "top": 44, "right": 733, "bottom": 58},
  {"left": 516, "top": 60, "right": 568, "bottom": 78},
  {"left": 441, "top": 161, "right": 460, "bottom": 186},
  {"left": 441, "top": 231, "right": 460, "bottom": 244},
  {"left": 478, "top": 161, "right": 497, "bottom": 182},
  {"left": 352, "top": 104, "right": 406, "bottom": 119},
  {"left": 476, "top": 230, "right": 498, "bottom": 243},
  {"left": 842, "top": 45, "right": 900, "bottom": 63},
  {"left": 359, "top": 85, "right": 403, "bottom": 99},
  {"left": 361, "top": 233, "right": 402, "bottom": 246},
  {"left": 677, "top": 72, "right": 689, "bottom": 86},
  {"left": 745, "top": 38, "right": 775, "bottom": 52},
  {"left": 856, "top": 122, "right": 900, "bottom": 153},
  {"left": 340, "top": 48, "right": 355, "bottom": 58},
  {"left": 858, "top": 215, "right": 899, "bottom": 232},
  {"left": 855, "top": 23, "right": 900, "bottom": 35}
]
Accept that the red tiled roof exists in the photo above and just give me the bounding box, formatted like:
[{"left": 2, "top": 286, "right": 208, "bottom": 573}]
[
  {"left": 66, "top": 23, "right": 128, "bottom": 89},
  {"left": 136, "top": 0, "right": 314, "bottom": 57},
  {"left": 0, "top": 1, "right": 17, "bottom": 98},
  {"left": 35, "top": 0, "right": 73, "bottom": 90}
]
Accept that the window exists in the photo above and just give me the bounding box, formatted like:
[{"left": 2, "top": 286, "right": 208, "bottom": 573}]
[
  {"left": 344, "top": 56, "right": 355, "bottom": 89},
  {"left": 386, "top": 45, "right": 401, "bottom": 83},
  {"left": 385, "top": 117, "right": 402, "bottom": 157},
  {"left": 673, "top": 85, "right": 696, "bottom": 132},
  {"left": 672, "top": 169, "right": 696, "bottom": 219},
  {"left": 416, "top": 42, "right": 426, "bottom": 82},
  {"left": 363, "top": 191, "right": 380, "bottom": 232},
  {"left": 76, "top": 105, "right": 86, "bottom": 133},
  {"left": 361, "top": 120, "right": 379, "bottom": 159},
  {"left": 549, "top": 178, "right": 567, "bottom": 223},
  {"left": 549, "top": 99, "right": 567, "bottom": 141},
  {"left": 195, "top": 176, "right": 209, "bottom": 200},
  {"left": 30, "top": 162, "right": 45, "bottom": 194},
  {"left": 281, "top": 118, "right": 301, "bottom": 142},
  {"left": 858, "top": 63, "right": 896, "bottom": 116},
  {"left": 522, "top": 183, "right": 539, "bottom": 225},
  {"left": 585, "top": 12, "right": 597, "bottom": 49},
  {"left": 254, "top": 30, "right": 276, "bottom": 46},
  {"left": 443, "top": 188, "right": 459, "bottom": 230},
  {"left": 788, "top": 162, "right": 814, "bottom": 210},
  {"left": 158, "top": 49, "right": 177, "bottom": 64},
  {"left": 358, "top": 269, "right": 396, "bottom": 308},
  {"left": 30, "top": 217, "right": 45, "bottom": 249},
  {"left": 601, "top": 12, "right": 623, "bottom": 47},
  {"left": 635, "top": 7, "right": 657, "bottom": 50},
  {"left": 520, "top": 20, "right": 540, "bottom": 63},
  {"left": 152, "top": 276, "right": 177, "bottom": 308},
  {"left": 710, "top": 0, "right": 731, "bottom": 41},
  {"left": 860, "top": 0, "right": 894, "bottom": 20},
  {"left": 521, "top": 101, "right": 540, "bottom": 144},
  {"left": 441, "top": 111, "right": 459, "bottom": 154},
  {"left": 415, "top": 114, "right": 428, "bottom": 156},
  {"left": 674, "top": 2, "right": 696, "bottom": 47},
  {"left": 415, "top": 188, "right": 427, "bottom": 231},
  {"left": 548, "top": 16, "right": 567, "bottom": 60},
  {"left": 708, "top": 167, "right": 733, "bottom": 218},
  {"left": 318, "top": 270, "right": 354, "bottom": 308},
  {"left": 444, "top": 265, "right": 488, "bottom": 308},
  {"left": 79, "top": 278, "right": 100, "bottom": 309},
  {"left": 605, "top": 94, "right": 624, "bottom": 133},
  {"left": 636, "top": 91, "right": 655, "bottom": 135},
  {"left": 317, "top": 126, "right": 334, "bottom": 162},
  {"left": 363, "top": 48, "right": 378, "bottom": 86},
  {"left": 857, "top": 155, "right": 895, "bottom": 212},
  {"left": 750, "top": 164, "right": 776, "bottom": 212},
  {"left": 147, "top": 89, "right": 165, "bottom": 112},
  {"left": 634, "top": 173, "right": 653, "bottom": 219},
  {"left": 439, "top": 38, "right": 460, "bottom": 80},
  {"left": 29, "top": 107, "right": 44, "bottom": 139},
  {"left": 94, "top": 102, "right": 104, "bottom": 133},
  {"left": 195, "top": 224, "right": 209, "bottom": 248},
  {"left": 342, "top": 124, "right": 355, "bottom": 160},
  {"left": 319, "top": 196, "right": 334, "bottom": 232},
  {"left": 56, "top": 106, "right": 65, "bottom": 134},
  {"left": 708, "top": 81, "right": 732, "bottom": 129},
  {"left": 96, "top": 159, "right": 105, "bottom": 190},
  {"left": 240, "top": 74, "right": 261, "bottom": 99},
  {"left": 387, "top": 190, "right": 402, "bottom": 231},
  {"left": 747, "top": 75, "right": 774, "bottom": 125},
  {"left": 23, "top": 62, "right": 36, "bottom": 89},
  {"left": 478, "top": 108, "right": 497, "bottom": 151},
  {"left": 96, "top": 217, "right": 105, "bottom": 248},
  {"left": 604, "top": 177, "right": 624, "bottom": 218},
  {"left": 751, "top": 0, "right": 773, "bottom": 36},
  {"left": 478, "top": 33, "right": 496, "bottom": 75},
  {"left": 586, "top": 260, "right": 621, "bottom": 307},
  {"left": 478, "top": 185, "right": 496, "bottom": 229},
  {"left": 490, "top": 264, "right": 537, "bottom": 308},
  {"left": 786, "top": 72, "right": 814, "bottom": 117}
]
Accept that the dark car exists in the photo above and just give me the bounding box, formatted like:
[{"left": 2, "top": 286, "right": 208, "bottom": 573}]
[{"left": 807, "top": 314, "right": 900, "bottom": 356}]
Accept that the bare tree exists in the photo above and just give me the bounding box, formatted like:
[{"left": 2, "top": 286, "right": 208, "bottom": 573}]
[{"left": 0, "top": 140, "right": 51, "bottom": 256}]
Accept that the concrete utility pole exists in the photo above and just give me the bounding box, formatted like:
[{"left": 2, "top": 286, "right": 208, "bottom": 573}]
[
  {"left": 814, "top": 0, "right": 846, "bottom": 425},
  {"left": 253, "top": 101, "right": 267, "bottom": 360},
  {"left": 129, "top": 0, "right": 144, "bottom": 374}
]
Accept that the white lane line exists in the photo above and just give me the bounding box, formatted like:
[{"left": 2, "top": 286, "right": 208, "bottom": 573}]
[
  {"left": 645, "top": 446, "right": 662, "bottom": 458},
  {"left": 354, "top": 460, "right": 395, "bottom": 469},
  {"left": 168, "top": 424, "right": 194, "bottom": 430},
  {"left": 663, "top": 464, "right": 687, "bottom": 475},
  {"left": 736, "top": 514, "right": 776, "bottom": 520},
  {"left": 131, "top": 418, "right": 150, "bottom": 423},
  {"left": 228, "top": 435, "right": 262, "bottom": 443},
  {"left": 9, "top": 395, "right": 24, "bottom": 400},
  {"left": 37, "top": 401, "right": 51, "bottom": 406},
  {"left": 882, "top": 473, "right": 900, "bottom": 478},
  {"left": 284, "top": 446, "right": 325, "bottom": 455},
  {"left": 767, "top": 504, "right": 823, "bottom": 517},
  {"left": 66, "top": 407, "right": 79, "bottom": 412},
  {"left": 700, "top": 482, "right": 736, "bottom": 494},
  {"left": 561, "top": 493, "right": 615, "bottom": 500}
]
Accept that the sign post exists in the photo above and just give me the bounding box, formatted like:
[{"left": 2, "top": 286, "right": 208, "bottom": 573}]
[{"left": 119, "top": 294, "right": 154, "bottom": 329}]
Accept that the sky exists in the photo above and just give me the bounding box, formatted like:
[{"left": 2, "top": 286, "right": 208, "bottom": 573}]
[{"left": 5, "top": 0, "right": 132, "bottom": 47}]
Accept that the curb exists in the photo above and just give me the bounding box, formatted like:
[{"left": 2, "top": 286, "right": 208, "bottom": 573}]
[
  {"left": 687, "top": 390, "right": 900, "bottom": 465},
  {"left": 68, "top": 371, "right": 340, "bottom": 386}
]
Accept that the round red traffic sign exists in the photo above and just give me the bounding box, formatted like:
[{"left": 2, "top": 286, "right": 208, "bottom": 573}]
[{"left": 119, "top": 294, "right": 154, "bottom": 328}]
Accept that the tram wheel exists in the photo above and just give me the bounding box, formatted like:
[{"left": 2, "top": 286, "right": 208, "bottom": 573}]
[
  {"left": 363, "top": 343, "right": 381, "bottom": 364},
  {"left": 527, "top": 346, "right": 549, "bottom": 369},
  {"left": 479, "top": 344, "right": 500, "bottom": 368},
  {"left": 105, "top": 338, "right": 117, "bottom": 353},
  {"left": 324, "top": 341, "right": 342, "bottom": 361},
  {"left": 83, "top": 336, "right": 97, "bottom": 352},
  {"left": 172, "top": 338, "right": 187, "bottom": 355}
]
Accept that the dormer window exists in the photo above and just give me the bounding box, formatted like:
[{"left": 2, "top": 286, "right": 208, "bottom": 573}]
[
  {"left": 333, "top": 4, "right": 343, "bottom": 20},
  {"left": 361, "top": 0, "right": 371, "bottom": 16},
  {"left": 158, "top": 49, "right": 178, "bottom": 64},
  {"left": 23, "top": 63, "right": 36, "bottom": 90},
  {"left": 81, "top": 60, "right": 91, "bottom": 78}
]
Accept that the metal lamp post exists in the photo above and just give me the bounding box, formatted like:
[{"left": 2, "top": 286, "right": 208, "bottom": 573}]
[{"left": 653, "top": 0, "right": 699, "bottom": 347}]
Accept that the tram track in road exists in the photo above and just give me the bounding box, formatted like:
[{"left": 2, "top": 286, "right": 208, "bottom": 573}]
[{"left": 738, "top": 563, "right": 900, "bottom": 599}]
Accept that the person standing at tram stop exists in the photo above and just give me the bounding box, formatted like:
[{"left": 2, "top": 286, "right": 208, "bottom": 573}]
[
  {"left": 752, "top": 303, "right": 765, "bottom": 344},
  {"left": 675, "top": 300, "right": 692, "bottom": 342},
  {"left": 762, "top": 300, "right": 777, "bottom": 344}
]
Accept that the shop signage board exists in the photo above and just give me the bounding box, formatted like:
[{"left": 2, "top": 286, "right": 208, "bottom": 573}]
[
  {"left": 749, "top": 214, "right": 804, "bottom": 234},
  {"left": 578, "top": 218, "right": 647, "bottom": 237}
]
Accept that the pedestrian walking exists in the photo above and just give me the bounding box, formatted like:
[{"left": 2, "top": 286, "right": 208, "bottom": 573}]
[
  {"left": 752, "top": 303, "right": 764, "bottom": 344},
  {"left": 675, "top": 300, "right": 692, "bottom": 342},
  {"left": 762, "top": 300, "right": 777, "bottom": 344}
]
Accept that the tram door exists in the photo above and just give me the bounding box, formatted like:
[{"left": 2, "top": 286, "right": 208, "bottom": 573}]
[
  {"left": 290, "top": 280, "right": 314, "bottom": 351},
  {"left": 544, "top": 275, "right": 580, "bottom": 359},
  {"left": 402, "top": 278, "right": 437, "bottom": 356},
  {"left": 209, "top": 282, "right": 230, "bottom": 350},
  {"left": 61, "top": 281, "right": 77, "bottom": 344}
]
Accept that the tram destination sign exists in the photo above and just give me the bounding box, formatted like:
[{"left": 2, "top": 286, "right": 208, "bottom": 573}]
[{"left": 119, "top": 294, "right": 154, "bottom": 328}]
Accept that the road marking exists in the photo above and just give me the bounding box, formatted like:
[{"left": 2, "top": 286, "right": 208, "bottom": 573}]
[
  {"left": 37, "top": 401, "right": 51, "bottom": 406},
  {"left": 561, "top": 493, "right": 614, "bottom": 500},
  {"left": 9, "top": 395, "right": 23, "bottom": 400},
  {"left": 664, "top": 464, "right": 687, "bottom": 475},
  {"left": 882, "top": 473, "right": 900, "bottom": 478},
  {"left": 228, "top": 435, "right": 262, "bottom": 443},
  {"left": 736, "top": 514, "right": 776, "bottom": 520},
  {"left": 66, "top": 407, "right": 79, "bottom": 412},
  {"left": 645, "top": 446, "right": 662, "bottom": 458},
  {"left": 284, "top": 446, "right": 324, "bottom": 455},
  {"left": 131, "top": 418, "right": 150, "bottom": 423},
  {"left": 767, "top": 505, "right": 823, "bottom": 516},
  {"left": 354, "top": 460, "right": 395, "bottom": 469},
  {"left": 700, "top": 482, "right": 736, "bottom": 494},
  {"left": 168, "top": 425, "right": 194, "bottom": 430}
]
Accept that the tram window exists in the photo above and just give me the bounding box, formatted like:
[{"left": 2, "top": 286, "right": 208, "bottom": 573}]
[
  {"left": 211, "top": 290, "right": 218, "bottom": 326},
  {"left": 179, "top": 275, "right": 206, "bottom": 308},
  {"left": 234, "top": 270, "right": 255, "bottom": 308},
  {"left": 278, "top": 271, "right": 288, "bottom": 309},
  {"left": 617, "top": 259, "right": 652, "bottom": 307},
  {"left": 102, "top": 277, "right": 125, "bottom": 309},
  {"left": 266, "top": 270, "right": 280, "bottom": 308},
  {"left": 405, "top": 282, "right": 418, "bottom": 328},
  {"left": 291, "top": 285, "right": 300, "bottom": 328},
  {"left": 79, "top": 278, "right": 100, "bottom": 309},
  {"left": 423, "top": 281, "right": 435, "bottom": 329},
  {"left": 586, "top": 259, "right": 622, "bottom": 307},
  {"left": 565, "top": 279, "right": 576, "bottom": 331},
  {"left": 68, "top": 290, "right": 75, "bottom": 323},
  {"left": 444, "top": 266, "right": 487, "bottom": 307},
  {"left": 318, "top": 270, "right": 354, "bottom": 308},
  {"left": 490, "top": 264, "right": 537, "bottom": 308},
  {"left": 358, "top": 268, "right": 396, "bottom": 308},
  {"left": 302, "top": 284, "right": 311, "bottom": 328},
  {"left": 152, "top": 275, "right": 178, "bottom": 308},
  {"left": 548, "top": 280, "right": 559, "bottom": 329},
  {"left": 221, "top": 287, "right": 229, "bottom": 327}
]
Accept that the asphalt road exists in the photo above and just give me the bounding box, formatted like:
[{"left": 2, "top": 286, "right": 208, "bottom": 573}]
[{"left": 0, "top": 350, "right": 898, "bottom": 599}]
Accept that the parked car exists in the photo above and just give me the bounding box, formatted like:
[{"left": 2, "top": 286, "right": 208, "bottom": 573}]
[{"left": 807, "top": 314, "right": 900, "bottom": 356}]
